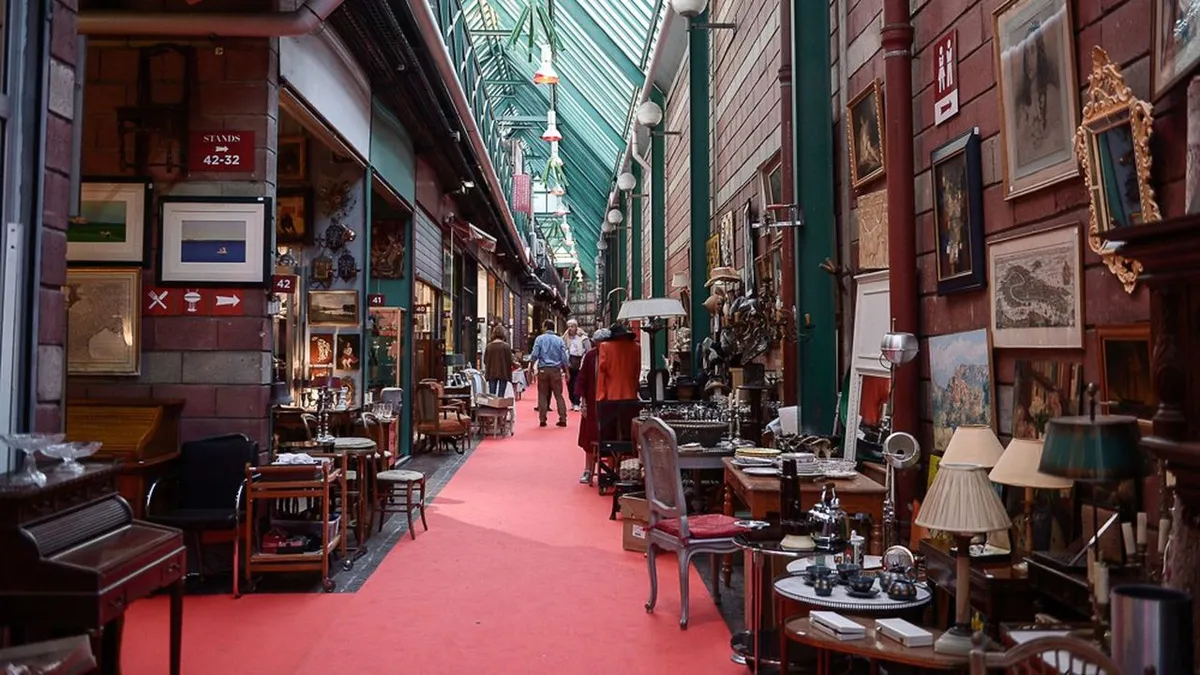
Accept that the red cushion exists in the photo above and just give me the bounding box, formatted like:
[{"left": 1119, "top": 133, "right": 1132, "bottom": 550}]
[{"left": 654, "top": 514, "right": 741, "bottom": 540}]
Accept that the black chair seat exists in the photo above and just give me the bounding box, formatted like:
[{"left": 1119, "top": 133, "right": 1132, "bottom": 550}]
[{"left": 150, "top": 508, "right": 237, "bottom": 531}]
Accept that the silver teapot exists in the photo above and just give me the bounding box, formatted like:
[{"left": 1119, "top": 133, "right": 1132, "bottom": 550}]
[{"left": 808, "top": 482, "right": 849, "bottom": 551}]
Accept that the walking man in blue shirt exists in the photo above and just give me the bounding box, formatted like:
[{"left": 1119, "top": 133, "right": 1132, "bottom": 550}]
[{"left": 531, "top": 320, "right": 569, "bottom": 427}]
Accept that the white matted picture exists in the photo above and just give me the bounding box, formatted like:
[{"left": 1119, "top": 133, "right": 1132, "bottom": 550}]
[
  {"left": 68, "top": 181, "right": 150, "bottom": 263},
  {"left": 988, "top": 224, "right": 1082, "bottom": 348},
  {"left": 158, "top": 197, "right": 271, "bottom": 285}
]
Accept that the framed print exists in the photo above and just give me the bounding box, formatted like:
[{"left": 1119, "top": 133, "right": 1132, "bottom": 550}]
[
  {"left": 158, "top": 197, "right": 271, "bottom": 286},
  {"left": 1096, "top": 324, "right": 1155, "bottom": 420},
  {"left": 370, "top": 219, "right": 406, "bottom": 279},
  {"left": 68, "top": 180, "right": 150, "bottom": 264},
  {"left": 1011, "top": 360, "right": 1082, "bottom": 439},
  {"left": 847, "top": 79, "right": 886, "bottom": 190},
  {"left": 988, "top": 224, "right": 1083, "bottom": 348},
  {"left": 929, "top": 328, "right": 994, "bottom": 453},
  {"left": 993, "top": 0, "right": 1080, "bottom": 199},
  {"left": 278, "top": 136, "right": 308, "bottom": 182},
  {"left": 65, "top": 268, "right": 141, "bottom": 375},
  {"left": 1153, "top": 0, "right": 1200, "bottom": 98},
  {"left": 308, "top": 290, "right": 360, "bottom": 326},
  {"left": 932, "top": 130, "right": 985, "bottom": 294},
  {"left": 276, "top": 188, "right": 313, "bottom": 246},
  {"left": 309, "top": 333, "right": 334, "bottom": 366}
]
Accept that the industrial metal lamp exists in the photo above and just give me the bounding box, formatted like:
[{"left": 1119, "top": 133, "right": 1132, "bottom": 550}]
[
  {"left": 533, "top": 45, "right": 559, "bottom": 85},
  {"left": 541, "top": 110, "right": 562, "bottom": 142},
  {"left": 618, "top": 297, "right": 688, "bottom": 405}
]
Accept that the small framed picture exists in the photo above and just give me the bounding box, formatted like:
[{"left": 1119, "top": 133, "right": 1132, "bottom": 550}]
[
  {"left": 308, "top": 290, "right": 360, "bottom": 326},
  {"left": 157, "top": 197, "right": 272, "bottom": 286},
  {"left": 278, "top": 136, "right": 308, "bottom": 183},
  {"left": 66, "top": 268, "right": 142, "bottom": 375},
  {"left": 847, "top": 79, "right": 886, "bottom": 191},
  {"left": 310, "top": 333, "right": 335, "bottom": 366},
  {"left": 988, "top": 224, "right": 1083, "bottom": 348},
  {"left": 1096, "top": 324, "right": 1155, "bottom": 419},
  {"left": 336, "top": 334, "right": 361, "bottom": 371},
  {"left": 931, "top": 129, "right": 986, "bottom": 295},
  {"left": 68, "top": 180, "right": 151, "bottom": 264},
  {"left": 276, "top": 188, "right": 313, "bottom": 245},
  {"left": 1152, "top": 0, "right": 1200, "bottom": 99}
]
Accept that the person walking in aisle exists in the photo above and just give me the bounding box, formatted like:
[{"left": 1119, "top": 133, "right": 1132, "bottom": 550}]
[
  {"left": 564, "top": 319, "right": 591, "bottom": 412},
  {"left": 483, "top": 325, "right": 514, "bottom": 396},
  {"left": 531, "top": 320, "right": 569, "bottom": 427},
  {"left": 573, "top": 327, "right": 610, "bottom": 484}
]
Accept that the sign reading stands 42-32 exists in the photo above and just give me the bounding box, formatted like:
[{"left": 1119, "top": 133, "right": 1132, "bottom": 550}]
[{"left": 188, "top": 131, "right": 255, "bottom": 173}]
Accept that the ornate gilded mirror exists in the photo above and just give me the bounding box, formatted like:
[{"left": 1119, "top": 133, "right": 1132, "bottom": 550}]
[{"left": 1074, "top": 47, "right": 1160, "bottom": 294}]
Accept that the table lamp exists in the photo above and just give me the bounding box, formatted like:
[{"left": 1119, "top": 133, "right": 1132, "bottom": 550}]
[
  {"left": 914, "top": 462, "right": 1012, "bottom": 655},
  {"left": 941, "top": 424, "right": 1005, "bottom": 468},
  {"left": 988, "top": 438, "right": 1072, "bottom": 558}
]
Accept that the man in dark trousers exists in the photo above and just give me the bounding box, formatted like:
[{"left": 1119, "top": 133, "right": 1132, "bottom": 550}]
[{"left": 531, "top": 320, "right": 569, "bottom": 427}]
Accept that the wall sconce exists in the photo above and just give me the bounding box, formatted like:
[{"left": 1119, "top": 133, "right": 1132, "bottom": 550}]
[{"left": 671, "top": 0, "right": 736, "bottom": 30}]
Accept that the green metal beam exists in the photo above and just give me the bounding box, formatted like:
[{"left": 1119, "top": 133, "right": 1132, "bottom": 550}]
[
  {"left": 794, "top": 0, "right": 837, "bottom": 432},
  {"left": 555, "top": 0, "right": 644, "bottom": 86},
  {"left": 630, "top": 163, "right": 643, "bottom": 300},
  {"left": 688, "top": 12, "right": 711, "bottom": 373},
  {"left": 650, "top": 88, "right": 667, "bottom": 364}
]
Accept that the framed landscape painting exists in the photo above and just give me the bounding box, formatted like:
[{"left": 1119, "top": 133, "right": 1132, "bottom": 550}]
[
  {"left": 929, "top": 328, "right": 994, "bottom": 453},
  {"left": 988, "top": 224, "right": 1082, "bottom": 348},
  {"left": 158, "top": 197, "right": 271, "bottom": 286},
  {"left": 68, "top": 180, "right": 150, "bottom": 264}
]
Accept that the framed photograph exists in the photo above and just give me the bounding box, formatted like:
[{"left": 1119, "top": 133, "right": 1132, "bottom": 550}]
[
  {"left": 932, "top": 129, "right": 986, "bottom": 294},
  {"left": 929, "top": 328, "right": 994, "bottom": 453},
  {"left": 65, "top": 268, "right": 141, "bottom": 375},
  {"left": 68, "top": 180, "right": 151, "bottom": 264},
  {"left": 309, "top": 333, "right": 334, "bottom": 366},
  {"left": 988, "top": 224, "right": 1083, "bottom": 348},
  {"left": 993, "top": 0, "right": 1081, "bottom": 199},
  {"left": 1152, "top": 0, "right": 1200, "bottom": 98},
  {"left": 278, "top": 136, "right": 308, "bottom": 182},
  {"left": 370, "top": 219, "right": 406, "bottom": 279},
  {"left": 308, "top": 290, "right": 360, "bottom": 326},
  {"left": 276, "top": 188, "right": 313, "bottom": 246},
  {"left": 1096, "top": 324, "right": 1155, "bottom": 419},
  {"left": 847, "top": 79, "right": 886, "bottom": 190},
  {"left": 158, "top": 197, "right": 271, "bottom": 286},
  {"left": 1011, "top": 360, "right": 1082, "bottom": 439}
]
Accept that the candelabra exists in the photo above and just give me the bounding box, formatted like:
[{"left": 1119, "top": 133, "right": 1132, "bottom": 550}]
[{"left": 316, "top": 387, "right": 334, "bottom": 442}]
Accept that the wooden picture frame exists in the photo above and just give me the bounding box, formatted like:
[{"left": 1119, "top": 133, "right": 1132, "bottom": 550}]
[
  {"left": 845, "top": 270, "right": 891, "bottom": 461},
  {"left": 1152, "top": 0, "right": 1200, "bottom": 99},
  {"left": 1011, "top": 360, "right": 1082, "bottom": 439},
  {"left": 276, "top": 188, "right": 313, "bottom": 246},
  {"left": 931, "top": 129, "right": 986, "bottom": 294},
  {"left": 278, "top": 136, "right": 308, "bottom": 183},
  {"left": 308, "top": 290, "right": 360, "bottom": 326},
  {"left": 69, "top": 179, "right": 152, "bottom": 264},
  {"left": 705, "top": 233, "right": 721, "bottom": 279},
  {"left": 929, "top": 328, "right": 995, "bottom": 454},
  {"left": 988, "top": 224, "right": 1083, "bottom": 348},
  {"left": 1095, "top": 324, "right": 1155, "bottom": 420},
  {"left": 993, "top": 0, "right": 1081, "bottom": 199},
  {"left": 65, "top": 268, "right": 142, "bottom": 375},
  {"left": 157, "top": 196, "right": 272, "bottom": 286},
  {"left": 847, "top": 79, "right": 886, "bottom": 191}
]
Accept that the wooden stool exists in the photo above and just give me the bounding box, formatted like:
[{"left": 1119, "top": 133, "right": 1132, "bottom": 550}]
[{"left": 375, "top": 469, "right": 428, "bottom": 539}]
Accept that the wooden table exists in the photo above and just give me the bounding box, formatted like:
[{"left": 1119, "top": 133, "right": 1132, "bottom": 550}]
[
  {"left": 782, "top": 616, "right": 968, "bottom": 674},
  {"left": 920, "top": 539, "right": 1035, "bottom": 636}
]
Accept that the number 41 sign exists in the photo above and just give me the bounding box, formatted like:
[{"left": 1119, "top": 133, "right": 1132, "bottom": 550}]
[{"left": 188, "top": 131, "right": 255, "bottom": 173}]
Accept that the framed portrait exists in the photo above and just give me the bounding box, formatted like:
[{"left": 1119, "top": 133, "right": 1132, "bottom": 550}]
[
  {"left": 929, "top": 328, "right": 994, "bottom": 454},
  {"left": 993, "top": 0, "right": 1081, "bottom": 199},
  {"left": 988, "top": 224, "right": 1083, "bottom": 348},
  {"left": 847, "top": 79, "right": 886, "bottom": 190},
  {"left": 1152, "top": 0, "right": 1200, "bottom": 98},
  {"left": 65, "top": 268, "right": 141, "bottom": 376},
  {"left": 309, "top": 333, "right": 335, "bottom": 366},
  {"left": 335, "top": 334, "right": 361, "bottom": 371},
  {"left": 276, "top": 188, "right": 312, "bottom": 246},
  {"left": 308, "top": 290, "right": 360, "bottom": 326},
  {"left": 1096, "top": 324, "right": 1155, "bottom": 420},
  {"left": 278, "top": 136, "right": 308, "bottom": 182},
  {"left": 69, "top": 180, "right": 151, "bottom": 264},
  {"left": 932, "top": 129, "right": 985, "bottom": 294},
  {"left": 158, "top": 197, "right": 272, "bottom": 286},
  {"left": 370, "top": 219, "right": 406, "bottom": 279},
  {"left": 1011, "top": 360, "right": 1082, "bottom": 439}
]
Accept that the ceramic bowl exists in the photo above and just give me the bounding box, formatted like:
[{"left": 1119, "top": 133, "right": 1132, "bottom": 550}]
[
  {"left": 836, "top": 563, "right": 860, "bottom": 581},
  {"left": 813, "top": 577, "right": 834, "bottom": 597},
  {"left": 848, "top": 575, "right": 875, "bottom": 593},
  {"left": 806, "top": 564, "right": 832, "bottom": 579}
]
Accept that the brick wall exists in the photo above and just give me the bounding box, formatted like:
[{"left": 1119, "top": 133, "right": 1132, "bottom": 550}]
[
  {"left": 68, "top": 41, "right": 278, "bottom": 447},
  {"left": 664, "top": 58, "right": 692, "bottom": 305}
]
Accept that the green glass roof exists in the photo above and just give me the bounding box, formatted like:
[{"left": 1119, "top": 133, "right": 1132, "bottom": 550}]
[{"left": 461, "top": 0, "right": 667, "bottom": 279}]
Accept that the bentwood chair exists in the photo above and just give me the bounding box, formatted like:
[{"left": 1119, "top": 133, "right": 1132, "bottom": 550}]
[
  {"left": 414, "top": 381, "right": 470, "bottom": 454},
  {"left": 638, "top": 416, "right": 740, "bottom": 630},
  {"left": 968, "top": 632, "right": 1122, "bottom": 674}
]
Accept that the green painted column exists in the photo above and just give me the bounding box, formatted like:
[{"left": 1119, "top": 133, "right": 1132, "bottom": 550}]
[
  {"left": 793, "top": 0, "right": 837, "bottom": 433},
  {"left": 650, "top": 88, "right": 667, "bottom": 364},
  {"left": 688, "top": 12, "right": 711, "bottom": 374},
  {"left": 618, "top": 200, "right": 628, "bottom": 304},
  {"left": 630, "top": 163, "right": 643, "bottom": 300}
]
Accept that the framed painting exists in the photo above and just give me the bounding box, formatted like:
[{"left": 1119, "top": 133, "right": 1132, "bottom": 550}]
[
  {"left": 1096, "top": 324, "right": 1155, "bottom": 420},
  {"left": 69, "top": 180, "right": 151, "bottom": 264},
  {"left": 705, "top": 233, "right": 721, "bottom": 279},
  {"left": 929, "top": 328, "right": 994, "bottom": 454},
  {"left": 988, "top": 224, "right": 1083, "bottom": 348},
  {"left": 65, "top": 268, "right": 141, "bottom": 375},
  {"left": 993, "top": 0, "right": 1081, "bottom": 199},
  {"left": 1011, "top": 360, "right": 1082, "bottom": 439},
  {"left": 1152, "top": 0, "right": 1200, "bottom": 98},
  {"left": 719, "top": 210, "right": 736, "bottom": 268},
  {"left": 932, "top": 130, "right": 986, "bottom": 294},
  {"left": 309, "top": 333, "right": 334, "bottom": 366},
  {"left": 278, "top": 136, "right": 308, "bottom": 183},
  {"left": 308, "top": 290, "right": 360, "bottom": 326},
  {"left": 336, "top": 334, "right": 361, "bottom": 371},
  {"left": 276, "top": 188, "right": 313, "bottom": 246},
  {"left": 370, "top": 219, "right": 407, "bottom": 279},
  {"left": 158, "top": 197, "right": 272, "bottom": 286},
  {"left": 847, "top": 79, "right": 886, "bottom": 190}
]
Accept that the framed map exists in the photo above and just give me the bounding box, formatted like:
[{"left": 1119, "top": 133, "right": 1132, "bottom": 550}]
[
  {"left": 988, "top": 224, "right": 1082, "bottom": 348},
  {"left": 66, "top": 268, "right": 141, "bottom": 375}
]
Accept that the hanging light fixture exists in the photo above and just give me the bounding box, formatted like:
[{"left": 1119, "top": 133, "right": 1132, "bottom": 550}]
[
  {"left": 602, "top": 221, "right": 615, "bottom": 234},
  {"left": 533, "top": 45, "right": 560, "bottom": 85},
  {"left": 617, "top": 171, "right": 637, "bottom": 192},
  {"left": 541, "top": 110, "right": 562, "bottom": 142},
  {"left": 669, "top": 0, "right": 707, "bottom": 18},
  {"left": 598, "top": 238, "right": 608, "bottom": 250},
  {"left": 607, "top": 208, "right": 623, "bottom": 225},
  {"left": 549, "top": 141, "right": 564, "bottom": 168},
  {"left": 636, "top": 100, "right": 664, "bottom": 127},
  {"left": 550, "top": 182, "right": 566, "bottom": 196}
]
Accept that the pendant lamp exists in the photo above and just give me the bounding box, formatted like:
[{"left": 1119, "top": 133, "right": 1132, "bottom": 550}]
[
  {"left": 533, "top": 45, "right": 560, "bottom": 85},
  {"left": 541, "top": 110, "right": 563, "bottom": 142},
  {"left": 617, "top": 171, "right": 637, "bottom": 192},
  {"left": 550, "top": 182, "right": 565, "bottom": 196},
  {"left": 549, "top": 141, "right": 564, "bottom": 168}
]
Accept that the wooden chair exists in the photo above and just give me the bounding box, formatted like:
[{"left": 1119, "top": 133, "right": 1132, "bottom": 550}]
[
  {"left": 638, "top": 416, "right": 740, "bottom": 630},
  {"left": 968, "top": 632, "right": 1122, "bottom": 674},
  {"left": 414, "top": 382, "right": 470, "bottom": 454}
]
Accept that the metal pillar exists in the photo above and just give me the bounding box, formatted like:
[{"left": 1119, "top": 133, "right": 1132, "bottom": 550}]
[
  {"left": 688, "top": 11, "right": 712, "bottom": 375},
  {"left": 778, "top": 0, "right": 797, "bottom": 407},
  {"left": 631, "top": 163, "right": 643, "bottom": 299},
  {"left": 651, "top": 88, "right": 668, "bottom": 362}
]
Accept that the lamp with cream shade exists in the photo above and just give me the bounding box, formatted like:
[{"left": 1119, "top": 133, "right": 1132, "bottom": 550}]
[
  {"left": 942, "top": 424, "right": 1005, "bottom": 468},
  {"left": 989, "top": 438, "right": 1072, "bottom": 558},
  {"left": 914, "top": 462, "right": 1012, "bottom": 655}
]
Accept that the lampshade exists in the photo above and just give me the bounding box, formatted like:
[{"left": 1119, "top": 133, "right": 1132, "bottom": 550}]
[
  {"left": 541, "top": 110, "right": 562, "bottom": 142},
  {"left": 670, "top": 0, "right": 707, "bottom": 18},
  {"left": 606, "top": 209, "right": 623, "bottom": 225},
  {"left": 942, "top": 424, "right": 1005, "bottom": 469},
  {"left": 988, "top": 438, "right": 1073, "bottom": 490},
  {"left": 597, "top": 238, "right": 607, "bottom": 250},
  {"left": 618, "top": 297, "right": 687, "bottom": 320},
  {"left": 915, "top": 463, "right": 1012, "bottom": 535},
  {"left": 550, "top": 182, "right": 565, "bottom": 196},
  {"left": 533, "top": 45, "right": 559, "bottom": 85},
  {"left": 617, "top": 172, "right": 637, "bottom": 191},
  {"left": 548, "top": 140, "right": 564, "bottom": 168},
  {"left": 671, "top": 271, "right": 689, "bottom": 289},
  {"left": 1039, "top": 412, "right": 1142, "bottom": 482},
  {"left": 636, "top": 100, "right": 664, "bottom": 127}
]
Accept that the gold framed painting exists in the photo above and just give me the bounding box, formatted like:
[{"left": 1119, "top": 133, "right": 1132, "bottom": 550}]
[
  {"left": 308, "top": 290, "right": 360, "bottom": 326},
  {"left": 66, "top": 268, "right": 142, "bottom": 375},
  {"left": 847, "top": 79, "right": 886, "bottom": 191}
]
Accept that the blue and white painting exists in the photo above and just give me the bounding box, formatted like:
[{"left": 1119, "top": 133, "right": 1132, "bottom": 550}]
[{"left": 180, "top": 219, "right": 247, "bottom": 263}]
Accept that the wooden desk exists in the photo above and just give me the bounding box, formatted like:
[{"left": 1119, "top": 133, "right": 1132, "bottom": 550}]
[
  {"left": 782, "top": 616, "right": 968, "bottom": 674},
  {"left": 920, "top": 539, "right": 1035, "bottom": 635}
]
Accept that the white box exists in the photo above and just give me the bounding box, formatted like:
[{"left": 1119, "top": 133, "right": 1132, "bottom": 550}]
[
  {"left": 875, "top": 618, "right": 934, "bottom": 647},
  {"left": 811, "top": 611, "right": 866, "bottom": 639}
]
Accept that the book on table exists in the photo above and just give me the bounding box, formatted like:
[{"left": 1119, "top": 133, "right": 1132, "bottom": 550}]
[
  {"left": 874, "top": 618, "right": 934, "bottom": 648},
  {"left": 810, "top": 611, "right": 866, "bottom": 641}
]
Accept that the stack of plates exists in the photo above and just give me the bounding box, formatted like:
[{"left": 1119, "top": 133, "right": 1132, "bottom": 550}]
[
  {"left": 731, "top": 456, "right": 774, "bottom": 468},
  {"left": 735, "top": 447, "right": 780, "bottom": 460}
]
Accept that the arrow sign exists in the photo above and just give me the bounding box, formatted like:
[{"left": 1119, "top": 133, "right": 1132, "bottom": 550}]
[
  {"left": 208, "top": 290, "right": 245, "bottom": 316},
  {"left": 215, "top": 294, "right": 241, "bottom": 307}
]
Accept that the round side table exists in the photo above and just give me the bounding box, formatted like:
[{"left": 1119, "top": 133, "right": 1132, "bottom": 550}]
[{"left": 732, "top": 529, "right": 813, "bottom": 673}]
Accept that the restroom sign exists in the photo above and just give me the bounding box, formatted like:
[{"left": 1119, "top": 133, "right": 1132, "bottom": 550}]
[{"left": 933, "top": 31, "right": 959, "bottom": 126}]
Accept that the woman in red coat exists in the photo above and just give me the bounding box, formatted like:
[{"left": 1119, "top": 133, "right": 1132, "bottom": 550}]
[{"left": 574, "top": 328, "right": 610, "bottom": 485}]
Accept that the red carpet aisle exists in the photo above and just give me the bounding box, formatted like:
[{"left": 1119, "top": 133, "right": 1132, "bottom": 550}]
[{"left": 121, "top": 393, "right": 741, "bottom": 675}]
